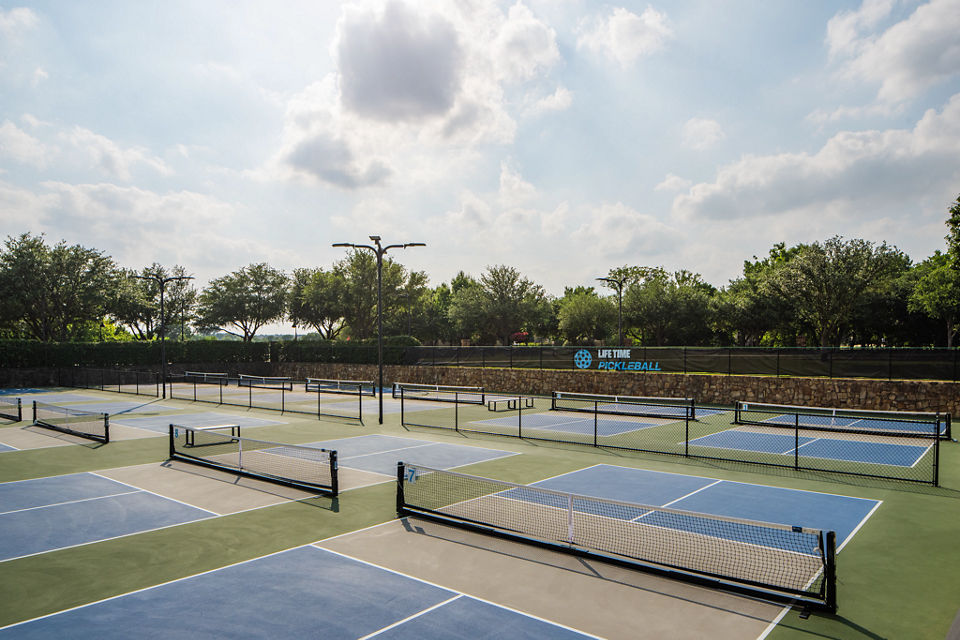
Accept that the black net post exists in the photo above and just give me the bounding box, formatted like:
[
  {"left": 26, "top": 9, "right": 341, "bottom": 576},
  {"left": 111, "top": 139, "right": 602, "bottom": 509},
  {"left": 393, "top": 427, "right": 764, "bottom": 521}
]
[
  {"left": 396, "top": 462, "right": 406, "bottom": 515},
  {"left": 281, "top": 386, "right": 285, "bottom": 413},
  {"left": 518, "top": 398, "right": 523, "bottom": 438},
  {"left": 330, "top": 450, "right": 339, "bottom": 496},
  {"left": 400, "top": 388, "right": 405, "bottom": 425},
  {"left": 248, "top": 383, "right": 252, "bottom": 408},
  {"left": 168, "top": 423, "right": 176, "bottom": 459},
  {"left": 824, "top": 531, "right": 837, "bottom": 613},
  {"left": 104, "top": 415, "right": 110, "bottom": 442}
]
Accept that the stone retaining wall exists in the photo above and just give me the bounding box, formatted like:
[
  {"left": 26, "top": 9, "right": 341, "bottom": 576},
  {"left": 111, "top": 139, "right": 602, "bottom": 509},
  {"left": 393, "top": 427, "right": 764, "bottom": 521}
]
[{"left": 273, "top": 363, "right": 960, "bottom": 416}]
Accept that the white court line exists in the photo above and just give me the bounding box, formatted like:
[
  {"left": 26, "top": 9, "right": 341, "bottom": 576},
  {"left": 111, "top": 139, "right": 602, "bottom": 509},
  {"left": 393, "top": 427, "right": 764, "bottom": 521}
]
[
  {"left": 781, "top": 438, "right": 820, "bottom": 456},
  {"left": 320, "top": 545, "right": 603, "bottom": 639},
  {"left": 0, "top": 490, "right": 141, "bottom": 516},
  {"left": 755, "top": 603, "right": 793, "bottom": 640},
  {"left": 838, "top": 499, "right": 883, "bottom": 553},
  {"left": 658, "top": 479, "right": 724, "bottom": 509},
  {"left": 89, "top": 472, "right": 219, "bottom": 516},
  {"left": 359, "top": 595, "right": 463, "bottom": 639}
]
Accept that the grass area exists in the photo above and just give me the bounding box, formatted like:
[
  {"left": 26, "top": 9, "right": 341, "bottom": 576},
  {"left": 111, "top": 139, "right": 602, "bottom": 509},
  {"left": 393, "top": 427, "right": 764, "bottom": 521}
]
[{"left": 0, "top": 388, "right": 958, "bottom": 638}]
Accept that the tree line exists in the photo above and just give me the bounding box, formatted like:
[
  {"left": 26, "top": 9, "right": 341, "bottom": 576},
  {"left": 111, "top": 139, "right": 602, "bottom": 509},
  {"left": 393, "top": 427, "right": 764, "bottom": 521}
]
[{"left": 2, "top": 195, "right": 958, "bottom": 349}]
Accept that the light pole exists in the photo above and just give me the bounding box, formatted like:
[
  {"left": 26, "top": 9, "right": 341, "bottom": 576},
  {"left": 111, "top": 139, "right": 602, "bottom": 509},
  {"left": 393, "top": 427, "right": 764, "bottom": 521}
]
[
  {"left": 333, "top": 236, "right": 426, "bottom": 424},
  {"left": 596, "top": 276, "right": 625, "bottom": 347},
  {"left": 135, "top": 273, "right": 194, "bottom": 398}
]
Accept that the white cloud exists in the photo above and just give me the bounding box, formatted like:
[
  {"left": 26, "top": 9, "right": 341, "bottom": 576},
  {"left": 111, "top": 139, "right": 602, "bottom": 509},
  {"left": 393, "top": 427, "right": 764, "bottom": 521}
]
[
  {"left": 270, "top": 1, "right": 560, "bottom": 191},
  {"left": 31, "top": 66, "right": 47, "bottom": 86},
  {"left": 335, "top": 1, "right": 464, "bottom": 122},
  {"left": 498, "top": 162, "right": 538, "bottom": 206},
  {"left": 0, "top": 119, "right": 49, "bottom": 167},
  {"left": 523, "top": 86, "right": 572, "bottom": 117},
  {"left": 493, "top": 2, "right": 560, "bottom": 83},
  {"left": 0, "top": 180, "right": 294, "bottom": 282},
  {"left": 829, "top": 0, "right": 960, "bottom": 103},
  {"left": 577, "top": 6, "right": 673, "bottom": 68},
  {"left": 825, "top": 0, "right": 895, "bottom": 59},
  {"left": 655, "top": 173, "right": 692, "bottom": 192},
  {"left": 60, "top": 127, "right": 172, "bottom": 181},
  {"left": 673, "top": 92, "right": 960, "bottom": 221},
  {"left": 575, "top": 201, "right": 683, "bottom": 258},
  {"left": 0, "top": 7, "right": 38, "bottom": 34},
  {"left": 681, "top": 118, "right": 725, "bottom": 150}
]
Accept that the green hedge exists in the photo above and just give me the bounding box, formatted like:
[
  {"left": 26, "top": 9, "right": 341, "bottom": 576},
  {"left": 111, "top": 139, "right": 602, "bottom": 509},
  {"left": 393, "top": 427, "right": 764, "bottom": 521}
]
[{"left": 0, "top": 337, "right": 420, "bottom": 369}]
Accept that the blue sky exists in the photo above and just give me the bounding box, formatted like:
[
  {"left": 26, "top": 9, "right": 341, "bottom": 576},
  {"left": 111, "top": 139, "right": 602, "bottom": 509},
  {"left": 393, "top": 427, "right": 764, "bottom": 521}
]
[{"left": 2, "top": 0, "right": 959, "bottom": 305}]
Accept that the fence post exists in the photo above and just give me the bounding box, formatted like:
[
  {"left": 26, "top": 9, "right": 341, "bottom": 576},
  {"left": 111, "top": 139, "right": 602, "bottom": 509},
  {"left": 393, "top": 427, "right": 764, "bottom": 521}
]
[
  {"left": 509, "top": 345, "right": 513, "bottom": 369},
  {"left": 593, "top": 400, "right": 598, "bottom": 448},
  {"left": 776, "top": 349, "right": 780, "bottom": 378},
  {"left": 683, "top": 347, "right": 687, "bottom": 374},
  {"left": 727, "top": 349, "right": 731, "bottom": 376},
  {"left": 795, "top": 413, "right": 800, "bottom": 470},
  {"left": 454, "top": 392, "right": 459, "bottom": 433},
  {"left": 888, "top": 349, "right": 893, "bottom": 381}
]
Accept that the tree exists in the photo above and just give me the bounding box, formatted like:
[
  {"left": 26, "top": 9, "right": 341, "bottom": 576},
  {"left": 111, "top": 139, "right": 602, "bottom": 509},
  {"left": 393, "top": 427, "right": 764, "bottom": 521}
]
[
  {"left": 196, "top": 263, "right": 289, "bottom": 341},
  {"left": 623, "top": 268, "right": 715, "bottom": 345},
  {"left": 447, "top": 265, "right": 551, "bottom": 344},
  {"left": 944, "top": 194, "right": 960, "bottom": 265},
  {"left": 766, "top": 236, "right": 906, "bottom": 348},
  {"left": 333, "top": 250, "right": 422, "bottom": 340},
  {"left": 288, "top": 267, "right": 346, "bottom": 339},
  {"left": 112, "top": 264, "right": 197, "bottom": 341},
  {"left": 556, "top": 287, "right": 616, "bottom": 344},
  {"left": 0, "top": 233, "right": 119, "bottom": 341},
  {"left": 909, "top": 251, "right": 960, "bottom": 347}
]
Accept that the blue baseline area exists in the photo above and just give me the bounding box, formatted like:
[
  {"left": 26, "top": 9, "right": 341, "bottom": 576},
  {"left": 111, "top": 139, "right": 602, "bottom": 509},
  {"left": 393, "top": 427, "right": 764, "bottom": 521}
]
[
  {"left": 111, "top": 412, "right": 284, "bottom": 433},
  {"left": 0, "top": 473, "right": 130, "bottom": 513},
  {"left": 0, "top": 474, "right": 213, "bottom": 561},
  {"left": 0, "top": 546, "right": 593, "bottom": 639},
  {"left": 527, "top": 465, "right": 879, "bottom": 551},
  {"left": 300, "top": 435, "right": 516, "bottom": 476},
  {"left": 688, "top": 430, "right": 929, "bottom": 467},
  {"left": 0, "top": 388, "right": 47, "bottom": 396},
  {"left": 762, "top": 413, "right": 943, "bottom": 436},
  {"left": 0, "top": 444, "right": 16, "bottom": 453},
  {"left": 474, "top": 412, "right": 660, "bottom": 436},
  {"left": 60, "top": 401, "right": 178, "bottom": 415}
]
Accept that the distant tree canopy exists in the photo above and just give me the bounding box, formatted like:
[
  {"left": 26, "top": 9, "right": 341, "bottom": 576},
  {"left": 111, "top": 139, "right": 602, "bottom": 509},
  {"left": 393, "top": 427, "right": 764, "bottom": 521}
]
[{"left": 3, "top": 193, "right": 960, "bottom": 347}]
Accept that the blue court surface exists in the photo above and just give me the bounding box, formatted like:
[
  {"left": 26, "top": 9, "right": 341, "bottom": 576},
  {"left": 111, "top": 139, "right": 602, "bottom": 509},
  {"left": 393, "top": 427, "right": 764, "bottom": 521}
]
[
  {"left": 473, "top": 411, "right": 663, "bottom": 436},
  {"left": 0, "top": 443, "right": 17, "bottom": 453},
  {"left": 0, "top": 546, "right": 595, "bottom": 639},
  {"left": 60, "top": 401, "right": 179, "bottom": 415},
  {"left": 526, "top": 465, "right": 879, "bottom": 551},
  {"left": 592, "top": 403, "right": 727, "bottom": 419},
  {"left": 111, "top": 412, "right": 284, "bottom": 434},
  {"left": 761, "top": 413, "right": 945, "bottom": 436},
  {"left": 688, "top": 429, "right": 930, "bottom": 467},
  {"left": 0, "top": 473, "right": 214, "bottom": 562},
  {"left": 301, "top": 434, "right": 517, "bottom": 476}
]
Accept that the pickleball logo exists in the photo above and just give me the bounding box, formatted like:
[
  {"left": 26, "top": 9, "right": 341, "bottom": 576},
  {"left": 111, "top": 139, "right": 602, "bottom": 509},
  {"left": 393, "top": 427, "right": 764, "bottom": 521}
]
[{"left": 574, "top": 349, "right": 592, "bottom": 369}]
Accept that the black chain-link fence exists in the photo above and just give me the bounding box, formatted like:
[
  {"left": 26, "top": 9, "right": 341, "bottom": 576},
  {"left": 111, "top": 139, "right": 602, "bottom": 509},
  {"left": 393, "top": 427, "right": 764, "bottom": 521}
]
[{"left": 402, "top": 346, "right": 960, "bottom": 381}]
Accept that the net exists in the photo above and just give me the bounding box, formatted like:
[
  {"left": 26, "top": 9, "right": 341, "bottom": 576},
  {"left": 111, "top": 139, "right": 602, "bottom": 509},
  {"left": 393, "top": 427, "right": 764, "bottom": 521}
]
[
  {"left": 32, "top": 401, "right": 109, "bottom": 443},
  {"left": 305, "top": 378, "right": 376, "bottom": 397},
  {"left": 393, "top": 382, "right": 485, "bottom": 405},
  {"left": 552, "top": 391, "right": 695, "bottom": 420},
  {"left": 0, "top": 397, "right": 22, "bottom": 422},
  {"left": 735, "top": 401, "right": 949, "bottom": 439},
  {"left": 169, "top": 424, "right": 338, "bottom": 495},
  {"left": 238, "top": 374, "right": 294, "bottom": 391},
  {"left": 183, "top": 371, "right": 229, "bottom": 383},
  {"left": 397, "top": 463, "right": 837, "bottom": 611}
]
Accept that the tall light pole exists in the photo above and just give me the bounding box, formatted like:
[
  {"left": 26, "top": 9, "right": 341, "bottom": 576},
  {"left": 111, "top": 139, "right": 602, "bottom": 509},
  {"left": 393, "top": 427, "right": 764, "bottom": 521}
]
[
  {"left": 597, "top": 276, "right": 625, "bottom": 347},
  {"left": 135, "top": 273, "right": 194, "bottom": 398},
  {"left": 333, "top": 237, "right": 425, "bottom": 424}
]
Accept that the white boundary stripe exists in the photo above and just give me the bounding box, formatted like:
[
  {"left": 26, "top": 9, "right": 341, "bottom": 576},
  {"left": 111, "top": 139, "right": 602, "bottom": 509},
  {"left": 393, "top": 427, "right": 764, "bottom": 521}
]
[
  {"left": 755, "top": 603, "right": 793, "bottom": 640},
  {"left": 319, "top": 544, "right": 604, "bottom": 639},
  {"left": 359, "top": 595, "right": 463, "bottom": 639},
  {"left": 0, "top": 441, "right": 22, "bottom": 451},
  {"left": 0, "top": 543, "right": 317, "bottom": 631},
  {"left": 89, "top": 472, "right": 220, "bottom": 516},
  {"left": 0, "top": 490, "right": 141, "bottom": 516},
  {"left": 658, "top": 479, "right": 724, "bottom": 509},
  {"left": 838, "top": 500, "right": 883, "bottom": 553}
]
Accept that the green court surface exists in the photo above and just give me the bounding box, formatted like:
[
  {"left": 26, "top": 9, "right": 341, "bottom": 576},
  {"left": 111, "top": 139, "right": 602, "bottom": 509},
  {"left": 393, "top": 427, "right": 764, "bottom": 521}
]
[{"left": 0, "top": 387, "right": 958, "bottom": 639}]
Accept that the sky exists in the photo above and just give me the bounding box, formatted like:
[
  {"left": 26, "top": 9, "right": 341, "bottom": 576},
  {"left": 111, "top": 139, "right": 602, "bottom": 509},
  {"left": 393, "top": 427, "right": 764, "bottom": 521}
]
[{"left": 2, "top": 0, "right": 960, "bottom": 311}]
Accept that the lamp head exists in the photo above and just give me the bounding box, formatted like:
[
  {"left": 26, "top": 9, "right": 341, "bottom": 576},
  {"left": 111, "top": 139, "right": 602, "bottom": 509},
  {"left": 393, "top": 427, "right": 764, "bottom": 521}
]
[{"left": 369, "top": 235, "right": 381, "bottom": 242}]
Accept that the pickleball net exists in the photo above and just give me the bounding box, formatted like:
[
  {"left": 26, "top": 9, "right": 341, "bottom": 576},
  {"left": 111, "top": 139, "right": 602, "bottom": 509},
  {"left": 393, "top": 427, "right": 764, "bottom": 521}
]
[
  {"left": 0, "top": 397, "right": 21, "bottom": 422},
  {"left": 734, "top": 401, "right": 950, "bottom": 439},
  {"left": 32, "top": 400, "right": 109, "bottom": 443},
  {"left": 397, "top": 463, "right": 837, "bottom": 612},
  {"left": 306, "top": 378, "right": 376, "bottom": 396},
  {"left": 552, "top": 391, "right": 696, "bottom": 420},
  {"left": 169, "top": 424, "right": 338, "bottom": 495},
  {"left": 392, "top": 382, "right": 485, "bottom": 404}
]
